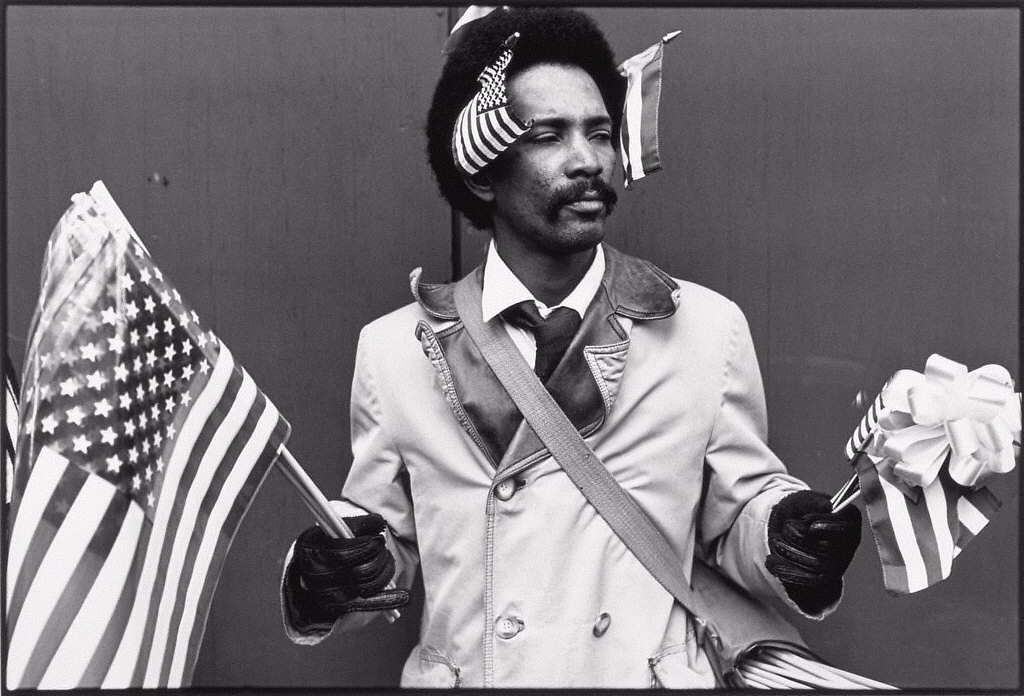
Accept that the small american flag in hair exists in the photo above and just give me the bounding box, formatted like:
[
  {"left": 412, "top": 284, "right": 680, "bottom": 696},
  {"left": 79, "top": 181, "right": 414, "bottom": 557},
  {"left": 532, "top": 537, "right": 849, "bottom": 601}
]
[{"left": 451, "top": 32, "right": 533, "bottom": 177}]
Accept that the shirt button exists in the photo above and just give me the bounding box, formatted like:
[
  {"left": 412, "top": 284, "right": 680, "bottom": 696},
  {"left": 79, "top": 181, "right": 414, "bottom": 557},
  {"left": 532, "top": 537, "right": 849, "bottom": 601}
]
[
  {"left": 495, "top": 616, "right": 523, "bottom": 639},
  {"left": 592, "top": 612, "right": 611, "bottom": 637},
  {"left": 494, "top": 478, "right": 517, "bottom": 501}
]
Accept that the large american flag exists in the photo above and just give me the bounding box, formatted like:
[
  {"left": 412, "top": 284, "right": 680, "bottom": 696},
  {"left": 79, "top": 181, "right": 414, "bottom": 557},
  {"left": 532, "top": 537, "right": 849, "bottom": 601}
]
[{"left": 5, "top": 182, "right": 290, "bottom": 688}]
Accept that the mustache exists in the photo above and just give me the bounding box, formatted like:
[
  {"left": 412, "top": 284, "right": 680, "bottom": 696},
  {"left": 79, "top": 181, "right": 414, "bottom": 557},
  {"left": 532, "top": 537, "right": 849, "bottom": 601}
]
[{"left": 545, "top": 179, "right": 618, "bottom": 219}]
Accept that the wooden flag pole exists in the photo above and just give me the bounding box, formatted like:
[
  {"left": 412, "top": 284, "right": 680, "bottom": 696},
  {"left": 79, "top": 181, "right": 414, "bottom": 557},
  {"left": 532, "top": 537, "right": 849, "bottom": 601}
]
[{"left": 275, "top": 447, "right": 401, "bottom": 623}]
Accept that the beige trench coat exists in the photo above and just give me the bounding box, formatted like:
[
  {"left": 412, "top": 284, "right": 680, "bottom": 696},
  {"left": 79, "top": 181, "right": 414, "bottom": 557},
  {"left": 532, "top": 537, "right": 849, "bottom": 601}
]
[{"left": 282, "top": 245, "right": 835, "bottom": 688}]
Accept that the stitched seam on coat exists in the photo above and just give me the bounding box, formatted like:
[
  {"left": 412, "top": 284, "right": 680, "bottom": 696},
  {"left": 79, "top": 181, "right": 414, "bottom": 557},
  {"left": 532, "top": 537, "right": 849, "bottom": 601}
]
[
  {"left": 483, "top": 486, "right": 496, "bottom": 686},
  {"left": 415, "top": 321, "right": 498, "bottom": 468},
  {"left": 361, "top": 330, "right": 406, "bottom": 477},
  {"left": 583, "top": 339, "right": 630, "bottom": 414},
  {"left": 702, "top": 303, "right": 743, "bottom": 514}
]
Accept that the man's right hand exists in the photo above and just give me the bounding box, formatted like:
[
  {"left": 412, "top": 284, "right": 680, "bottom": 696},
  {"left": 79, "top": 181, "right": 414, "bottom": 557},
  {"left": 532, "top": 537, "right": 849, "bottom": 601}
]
[{"left": 286, "top": 513, "right": 409, "bottom": 631}]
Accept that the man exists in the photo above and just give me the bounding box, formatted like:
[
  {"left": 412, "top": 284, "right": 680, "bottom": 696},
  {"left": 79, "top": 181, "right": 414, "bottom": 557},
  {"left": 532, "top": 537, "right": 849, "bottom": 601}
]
[{"left": 281, "top": 7, "right": 860, "bottom": 688}]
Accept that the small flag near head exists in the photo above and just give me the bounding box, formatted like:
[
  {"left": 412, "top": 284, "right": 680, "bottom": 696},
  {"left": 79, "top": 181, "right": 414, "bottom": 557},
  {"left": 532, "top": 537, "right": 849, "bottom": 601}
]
[
  {"left": 443, "top": 5, "right": 504, "bottom": 55},
  {"left": 5, "top": 181, "right": 291, "bottom": 689},
  {"left": 451, "top": 32, "right": 533, "bottom": 178},
  {"left": 618, "top": 31, "right": 680, "bottom": 188}
]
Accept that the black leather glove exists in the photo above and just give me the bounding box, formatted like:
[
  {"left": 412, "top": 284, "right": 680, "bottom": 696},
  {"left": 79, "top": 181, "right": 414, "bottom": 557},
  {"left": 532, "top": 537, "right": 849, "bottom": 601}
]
[
  {"left": 285, "top": 513, "right": 409, "bottom": 631},
  {"left": 766, "top": 490, "right": 861, "bottom": 614}
]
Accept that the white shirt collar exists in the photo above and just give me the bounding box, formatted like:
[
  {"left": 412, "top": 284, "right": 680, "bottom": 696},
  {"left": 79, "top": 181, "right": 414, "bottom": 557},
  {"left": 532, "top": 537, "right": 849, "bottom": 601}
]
[{"left": 480, "top": 241, "right": 606, "bottom": 322}]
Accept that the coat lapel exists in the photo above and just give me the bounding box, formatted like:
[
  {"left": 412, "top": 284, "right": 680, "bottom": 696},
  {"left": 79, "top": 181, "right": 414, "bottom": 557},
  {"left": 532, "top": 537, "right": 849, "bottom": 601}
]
[{"left": 409, "top": 244, "right": 679, "bottom": 471}]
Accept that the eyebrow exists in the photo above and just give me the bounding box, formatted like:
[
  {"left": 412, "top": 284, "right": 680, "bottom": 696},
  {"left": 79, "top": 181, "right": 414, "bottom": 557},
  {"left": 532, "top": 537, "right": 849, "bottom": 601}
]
[{"left": 529, "top": 115, "right": 613, "bottom": 129}]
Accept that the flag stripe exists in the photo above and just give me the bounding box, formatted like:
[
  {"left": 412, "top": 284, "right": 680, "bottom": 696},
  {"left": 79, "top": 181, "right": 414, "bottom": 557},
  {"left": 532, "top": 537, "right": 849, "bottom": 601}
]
[
  {"left": 622, "top": 67, "right": 645, "bottom": 182},
  {"left": 7, "top": 470, "right": 117, "bottom": 687},
  {"left": 135, "top": 358, "right": 248, "bottom": 686},
  {"left": 38, "top": 501, "right": 145, "bottom": 689},
  {"left": 17, "top": 491, "right": 131, "bottom": 688},
  {"left": 6, "top": 445, "right": 74, "bottom": 607},
  {"left": 178, "top": 422, "right": 287, "bottom": 683},
  {"left": 637, "top": 49, "right": 665, "bottom": 174},
  {"left": 478, "top": 110, "right": 509, "bottom": 154},
  {"left": 102, "top": 345, "right": 236, "bottom": 688},
  {"left": 891, "top": 475, "right": 936, "bottom": 592},
  {"left": 167, "top": 402, "right": 284, "bottom": 686},
  {"left": 468, "top": 109, "right": 501, "bottom": 162},
  {"left": 921, "top": 474, "right": 953, "bottom": 580},
  {"left": 444, "top": 5, "right": 498, "bottom": 54},
  {"left": 965, "top": 484, "right": 1001, "bottom": 519},
  {"left": 958, "top": 496, "right": 990, "bottom": 535},
  {"left": 857, "top": 457, "right": 909, "bottom": 594},
  {"left": 619, "top": 103, "right": 634, "bottom": 184},
  {"left": 6, "top": 453, "right": 91, "bottom": 626},
  {"left": 845, "top": 392, "right": 884, "bottom": 459},
  {"left": 147, "top": 373, "right": 260, "bottom": 685},
  {"left": 78, "top": 524, "right": 154, "bottom": 687},
  {"left": 4, "top": 363, "right": 18, "bottom": 486}
]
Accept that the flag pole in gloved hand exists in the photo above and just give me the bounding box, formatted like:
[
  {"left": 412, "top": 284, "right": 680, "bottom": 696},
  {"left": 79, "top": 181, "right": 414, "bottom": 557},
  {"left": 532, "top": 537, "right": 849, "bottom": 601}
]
[{"left": 275, "top": 447, "right": 401, "bottom": 623}]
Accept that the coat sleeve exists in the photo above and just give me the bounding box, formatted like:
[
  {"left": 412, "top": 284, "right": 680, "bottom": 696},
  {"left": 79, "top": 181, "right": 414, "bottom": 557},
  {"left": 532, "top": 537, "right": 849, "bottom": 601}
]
[
  {"left": 697, "top": 301, "right": 841, "bottom": 620},
  {"left": 280, "top": 327, "right": 420, "bottom": 644}
]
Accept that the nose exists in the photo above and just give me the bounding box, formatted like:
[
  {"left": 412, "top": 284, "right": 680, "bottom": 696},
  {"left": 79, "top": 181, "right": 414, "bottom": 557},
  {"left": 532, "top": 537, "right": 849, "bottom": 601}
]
[{"left": 565, "top": 132, "right": 604, "bottom": 178}]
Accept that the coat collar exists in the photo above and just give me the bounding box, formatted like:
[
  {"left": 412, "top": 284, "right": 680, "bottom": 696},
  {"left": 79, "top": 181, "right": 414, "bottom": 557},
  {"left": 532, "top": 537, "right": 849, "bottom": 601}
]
[{"left": 409, "top": 243, "right": 679, "bottom": 322}]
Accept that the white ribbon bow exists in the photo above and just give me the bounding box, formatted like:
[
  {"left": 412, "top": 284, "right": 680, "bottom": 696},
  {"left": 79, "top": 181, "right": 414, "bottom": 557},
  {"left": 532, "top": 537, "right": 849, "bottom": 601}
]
[{"left": 867, "top": 354, "right": 1021, "bottom": 489}]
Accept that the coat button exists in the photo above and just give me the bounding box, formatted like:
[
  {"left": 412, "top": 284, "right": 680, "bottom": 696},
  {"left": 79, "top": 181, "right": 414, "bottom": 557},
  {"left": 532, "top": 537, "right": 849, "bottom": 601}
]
[
  {"left": 592, "top": 612, "right": 611, "bottom": 637},
  {"left": 495, "top": 616, "right": 523, "bottom": 639},
  {"left": 494, "top": 478, "right": 517, "bottom": 501}
]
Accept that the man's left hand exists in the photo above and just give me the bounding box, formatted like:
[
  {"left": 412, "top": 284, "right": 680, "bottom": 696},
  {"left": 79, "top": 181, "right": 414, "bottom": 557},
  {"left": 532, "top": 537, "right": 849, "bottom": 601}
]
[{"left": 766, "top": 489, "right": 861, "bottom": 613}]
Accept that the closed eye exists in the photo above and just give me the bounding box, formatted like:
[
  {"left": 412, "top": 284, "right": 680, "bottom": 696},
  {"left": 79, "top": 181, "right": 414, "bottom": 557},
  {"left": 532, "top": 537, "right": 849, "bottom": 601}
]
[{"left": 530, "top": 133, "right": 560, "bottom": 144}]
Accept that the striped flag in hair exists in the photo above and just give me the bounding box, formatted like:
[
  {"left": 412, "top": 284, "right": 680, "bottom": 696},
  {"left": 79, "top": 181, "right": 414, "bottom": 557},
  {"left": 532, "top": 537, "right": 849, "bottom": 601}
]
[
  {"left": 5, "top": 181, "right": 290, "bottom": 689},
  {"left": 617, "top": 31, "right": 680, "bottom": 188},
  {"left": 451, "top": 32, "right": 533, "bottom": 177}
]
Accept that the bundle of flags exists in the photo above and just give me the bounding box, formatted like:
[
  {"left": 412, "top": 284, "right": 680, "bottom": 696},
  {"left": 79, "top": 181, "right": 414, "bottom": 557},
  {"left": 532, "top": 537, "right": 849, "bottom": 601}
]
[
  {"left": 445, "top": 5, "right": 678, "bottom": 187},
  {"left": 832, "top": 354, "right": 1020, "bottom": 595},
  {"left": 5, "top": 181, "right": 291, "bottom": 689}
]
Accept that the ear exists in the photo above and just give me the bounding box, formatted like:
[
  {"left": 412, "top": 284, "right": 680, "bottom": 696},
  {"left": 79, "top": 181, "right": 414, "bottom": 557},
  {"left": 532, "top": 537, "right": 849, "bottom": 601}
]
[{"left": 462, "top": 171, "right": 495, "bottom": 203}]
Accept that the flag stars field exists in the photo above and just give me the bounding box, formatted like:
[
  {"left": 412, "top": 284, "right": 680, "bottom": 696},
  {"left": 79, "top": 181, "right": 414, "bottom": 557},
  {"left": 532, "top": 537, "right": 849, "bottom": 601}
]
[{"left": 17, "top": 255, "right": 214, "bottom": 512}]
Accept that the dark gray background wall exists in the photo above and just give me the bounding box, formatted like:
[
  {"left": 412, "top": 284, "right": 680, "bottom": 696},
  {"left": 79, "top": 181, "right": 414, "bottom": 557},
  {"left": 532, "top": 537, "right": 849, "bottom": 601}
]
[{"left": 5, "top": 5, "right": 1019, "bottom": 689}]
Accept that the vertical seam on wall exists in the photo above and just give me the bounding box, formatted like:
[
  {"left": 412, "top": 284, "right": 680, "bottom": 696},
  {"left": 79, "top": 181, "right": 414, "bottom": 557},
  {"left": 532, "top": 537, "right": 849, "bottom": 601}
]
[{"left": 446, "top": 6, "right": 462, "bottom": 283}]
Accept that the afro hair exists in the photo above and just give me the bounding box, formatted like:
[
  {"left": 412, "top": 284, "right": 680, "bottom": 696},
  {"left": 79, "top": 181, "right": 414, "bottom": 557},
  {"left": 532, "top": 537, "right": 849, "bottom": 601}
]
[{"left": 426, "top": 7, "right": 625, "bottom": 230}]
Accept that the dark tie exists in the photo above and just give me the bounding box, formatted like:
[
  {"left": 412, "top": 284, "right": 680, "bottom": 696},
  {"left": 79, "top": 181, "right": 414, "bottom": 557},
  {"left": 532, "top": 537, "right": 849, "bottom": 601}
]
[{"left": 500, "top": 300, "right": 582, "bottom": 383}]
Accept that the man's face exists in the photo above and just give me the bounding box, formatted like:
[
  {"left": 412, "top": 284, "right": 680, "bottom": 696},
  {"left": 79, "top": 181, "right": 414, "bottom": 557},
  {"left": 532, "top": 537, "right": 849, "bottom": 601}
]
[{"left": 484, "top": 62, "right": 618, "bottom": 256}]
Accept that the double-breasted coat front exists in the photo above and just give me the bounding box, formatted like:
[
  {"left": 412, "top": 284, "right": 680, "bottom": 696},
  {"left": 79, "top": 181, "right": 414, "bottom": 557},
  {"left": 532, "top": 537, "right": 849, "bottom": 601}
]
[{"left": 282, "top": 244, "right": 832, "bottom": 688}]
